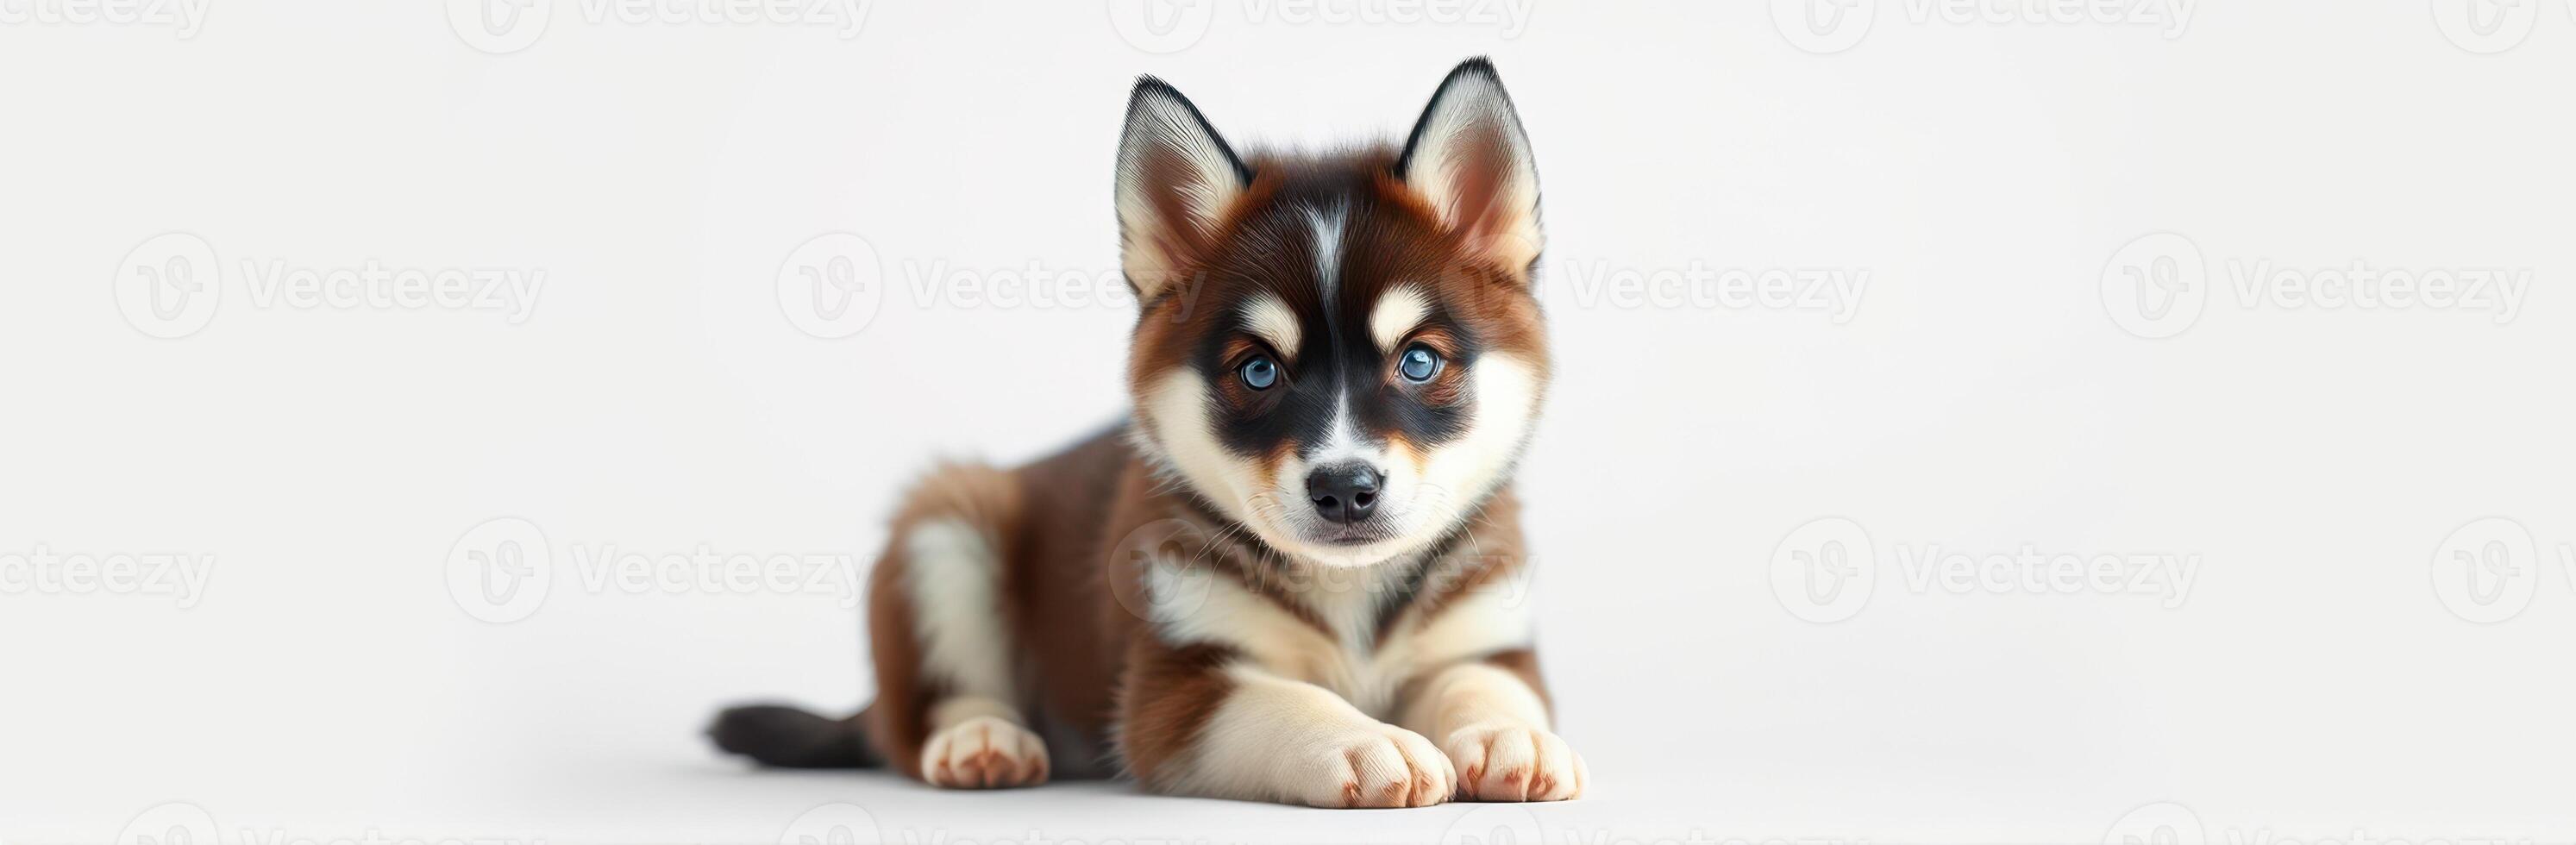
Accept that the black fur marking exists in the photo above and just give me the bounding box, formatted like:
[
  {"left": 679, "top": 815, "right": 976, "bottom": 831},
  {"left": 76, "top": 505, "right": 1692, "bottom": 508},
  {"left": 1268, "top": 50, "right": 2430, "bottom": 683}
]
[
  {"left": 1196, "top": 206, "right": 1481, "bottom": 461},
  {"left": 707, "top": 704, "right": 881, "bottom": 769}
]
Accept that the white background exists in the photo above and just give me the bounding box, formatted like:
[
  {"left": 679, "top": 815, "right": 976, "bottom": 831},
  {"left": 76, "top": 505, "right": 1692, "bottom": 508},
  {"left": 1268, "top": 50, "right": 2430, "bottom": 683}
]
[{"left": 4, "top": 2, "right": 2573, "bottom": 843}]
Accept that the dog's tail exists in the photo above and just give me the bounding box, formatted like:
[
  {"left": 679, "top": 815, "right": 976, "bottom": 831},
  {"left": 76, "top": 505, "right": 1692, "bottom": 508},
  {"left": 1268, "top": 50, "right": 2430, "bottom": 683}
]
[{"left": 706, "top": 702, "right": 882, "bottom": 769}]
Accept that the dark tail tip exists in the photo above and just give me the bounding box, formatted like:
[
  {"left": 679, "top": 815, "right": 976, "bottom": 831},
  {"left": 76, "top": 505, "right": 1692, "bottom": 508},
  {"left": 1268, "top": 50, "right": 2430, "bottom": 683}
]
[{"left": 707, "top": 703, "right": 881, "bottom": 769}]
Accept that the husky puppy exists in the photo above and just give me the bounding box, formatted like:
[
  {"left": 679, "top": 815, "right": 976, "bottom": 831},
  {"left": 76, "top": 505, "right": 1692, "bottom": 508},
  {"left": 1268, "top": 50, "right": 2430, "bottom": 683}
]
[{"left": 711, "top": 58, "right": 1577, "bottom": 808}]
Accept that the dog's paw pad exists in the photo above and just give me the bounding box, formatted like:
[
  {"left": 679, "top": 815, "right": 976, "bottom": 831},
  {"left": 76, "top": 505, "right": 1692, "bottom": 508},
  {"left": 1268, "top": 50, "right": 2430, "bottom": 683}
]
[
  {"left": 1442, "top": 723, "right": 1584, "bottom": 802},
  {"left": 920, "top": 716, "right": 1048, "bottom": 789}
]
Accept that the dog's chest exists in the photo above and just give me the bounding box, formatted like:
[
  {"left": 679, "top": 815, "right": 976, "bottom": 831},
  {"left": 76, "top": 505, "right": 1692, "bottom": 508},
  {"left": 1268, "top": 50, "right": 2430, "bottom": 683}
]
[{"left": 1142, "top": 561, "right": 1426, "bottom": 718}]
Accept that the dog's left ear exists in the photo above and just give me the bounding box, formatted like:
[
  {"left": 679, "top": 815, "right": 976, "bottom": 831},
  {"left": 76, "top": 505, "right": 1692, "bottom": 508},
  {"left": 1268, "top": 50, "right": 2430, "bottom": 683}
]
[{"left": 1398, "top": 58, "right": 1542, "bottom": 273}]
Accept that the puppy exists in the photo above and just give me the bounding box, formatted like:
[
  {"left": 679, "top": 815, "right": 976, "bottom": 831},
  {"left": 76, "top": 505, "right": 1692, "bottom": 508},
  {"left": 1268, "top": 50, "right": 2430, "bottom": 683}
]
[{"left": 711, "top": 58, "right": 1576, "bottom": 808}]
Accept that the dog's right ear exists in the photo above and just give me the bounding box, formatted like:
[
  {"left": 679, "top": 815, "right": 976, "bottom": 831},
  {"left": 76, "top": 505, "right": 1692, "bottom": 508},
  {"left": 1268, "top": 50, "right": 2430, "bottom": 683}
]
[{"left": 1116, "top": 77, "right": 1250, "bottom": 304}]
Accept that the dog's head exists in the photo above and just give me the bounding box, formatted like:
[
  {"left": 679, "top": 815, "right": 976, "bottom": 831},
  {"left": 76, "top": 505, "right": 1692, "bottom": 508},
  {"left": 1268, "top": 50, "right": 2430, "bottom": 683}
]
[{"left": 1118, "top": 59, "right": 1550, "bottom": 568}]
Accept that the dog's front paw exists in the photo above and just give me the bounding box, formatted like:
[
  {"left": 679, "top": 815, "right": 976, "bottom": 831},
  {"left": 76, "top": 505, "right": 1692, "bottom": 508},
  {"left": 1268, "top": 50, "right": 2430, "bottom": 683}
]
[
  {"left": 1293, "top": 723, "right": 1455, "bottom": 808},
  {"left": 1441, "top": 723, "right": 1585, "bottom": 801},
  {"left": 920, "top": 716, "right": 1049, "bottom": 789}
]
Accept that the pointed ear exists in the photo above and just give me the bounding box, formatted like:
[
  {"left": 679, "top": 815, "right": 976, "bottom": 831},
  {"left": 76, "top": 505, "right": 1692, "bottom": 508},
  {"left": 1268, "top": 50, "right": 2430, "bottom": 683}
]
[
  {"left": 1397, "top": 58, "right": 1542, "bottom": 273},
  {"left": 1117, "top": 77, "right": 1250, "bottom": 303}
]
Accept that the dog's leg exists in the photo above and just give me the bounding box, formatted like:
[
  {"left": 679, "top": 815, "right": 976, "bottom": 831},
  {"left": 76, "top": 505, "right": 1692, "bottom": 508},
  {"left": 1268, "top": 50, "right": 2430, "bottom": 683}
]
[
  {"left": 864, "top": 466, "right": 1049, "bottom": 789},
  {"left": 1397, "top": 649, "right": 1584, "bottom": 801},
  {"left": 1122, "top": 645, "right": 1453, "bottom": 808}
]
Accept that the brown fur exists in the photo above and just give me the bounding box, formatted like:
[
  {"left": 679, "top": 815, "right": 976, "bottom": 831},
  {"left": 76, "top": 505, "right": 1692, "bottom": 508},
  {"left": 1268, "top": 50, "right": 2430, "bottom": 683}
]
[
  {"left": 847, "top": 432, "right": 1547, "bottom": 784},
  {"left": 859, "top": 462, "right": 1022, "bottom": 778}
]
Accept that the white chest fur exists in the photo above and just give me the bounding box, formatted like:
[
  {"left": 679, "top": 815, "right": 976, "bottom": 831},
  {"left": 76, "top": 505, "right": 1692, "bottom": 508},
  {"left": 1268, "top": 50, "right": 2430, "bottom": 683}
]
[{"left": 1144, "top": 558, "right": 1535, "bottom": 719}]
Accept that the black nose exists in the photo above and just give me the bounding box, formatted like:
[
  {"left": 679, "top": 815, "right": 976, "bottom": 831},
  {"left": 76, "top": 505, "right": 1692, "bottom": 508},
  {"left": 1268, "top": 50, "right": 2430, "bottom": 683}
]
[{"left": 1306, "top": 463, "right": 1382, "bottom": 525}]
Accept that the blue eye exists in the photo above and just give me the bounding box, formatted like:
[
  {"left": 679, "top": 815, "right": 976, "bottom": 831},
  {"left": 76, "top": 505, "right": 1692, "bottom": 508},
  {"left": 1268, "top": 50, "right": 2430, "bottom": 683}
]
[
  {"left": 1239, "top": 356, "right": 1279, "bottom": 390},
  {"left": 1399, "top": 346, "right": 1441, "bottom": 382}
]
